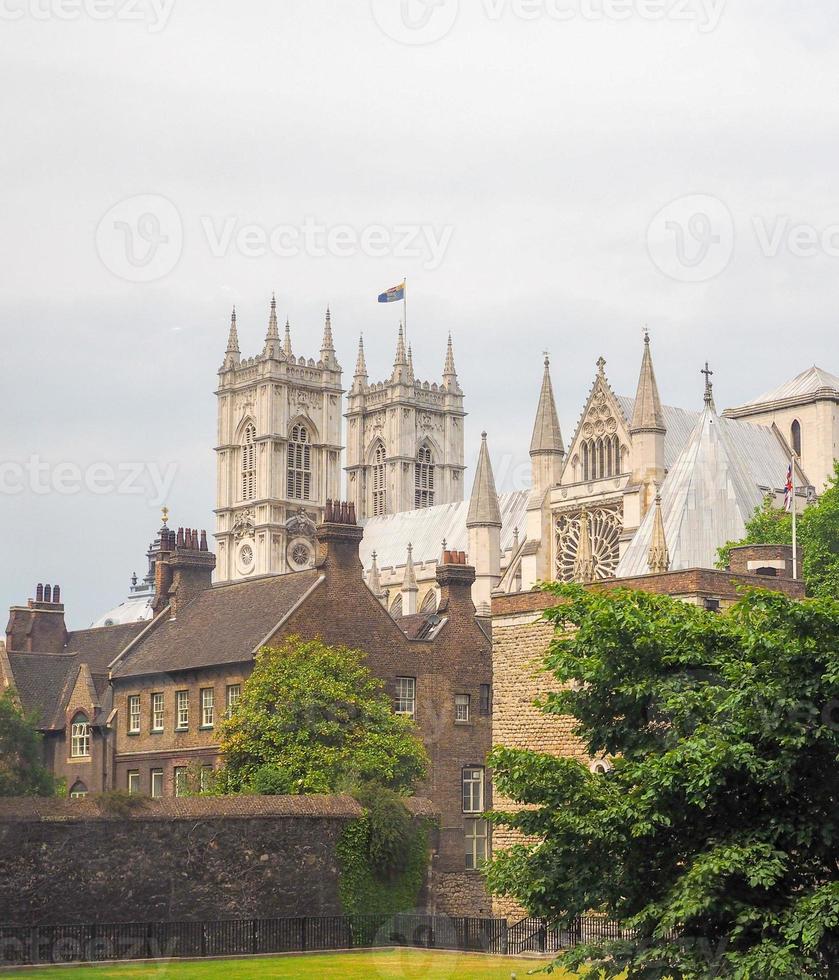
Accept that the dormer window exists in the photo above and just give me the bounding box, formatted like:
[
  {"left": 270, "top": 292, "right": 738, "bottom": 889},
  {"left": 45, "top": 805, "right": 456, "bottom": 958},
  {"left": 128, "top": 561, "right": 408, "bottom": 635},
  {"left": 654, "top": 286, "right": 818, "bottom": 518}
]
[{"left": 70, "top": 713, "right": 91, "bottom": 758}]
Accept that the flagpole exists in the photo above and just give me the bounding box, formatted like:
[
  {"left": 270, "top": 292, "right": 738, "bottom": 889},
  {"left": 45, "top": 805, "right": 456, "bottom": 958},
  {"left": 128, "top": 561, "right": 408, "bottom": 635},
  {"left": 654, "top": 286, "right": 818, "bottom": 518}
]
[
  {"left": 403, "top": 277, "right": 408, "bottom": 347},
  {"left": 792, "top": 454, "right": 798, "bottom": 579}
]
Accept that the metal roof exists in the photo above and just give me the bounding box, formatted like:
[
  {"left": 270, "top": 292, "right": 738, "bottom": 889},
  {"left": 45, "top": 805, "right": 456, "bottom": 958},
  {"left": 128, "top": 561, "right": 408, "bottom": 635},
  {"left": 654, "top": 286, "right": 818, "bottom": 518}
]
[
  {"left": 360, "top": 490, "right": 529, "bottom": 570},
  {"left": 615, "top": 396, "right": 700, "bottom": 470},
  {"left": 733, "top": 365, "right": 839, "bottom": 408}
]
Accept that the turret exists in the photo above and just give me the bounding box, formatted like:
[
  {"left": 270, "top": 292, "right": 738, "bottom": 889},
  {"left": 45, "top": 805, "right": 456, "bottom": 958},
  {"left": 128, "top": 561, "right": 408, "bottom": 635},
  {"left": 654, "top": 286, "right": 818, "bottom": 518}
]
[
  {"left": 467, "top": 432, "right": 503, "bottom": 614},
  {"left": 401, "top": 543, "right": 419, "bottom": 615},
  {"left": 529, "top": 355, "right": 565, "bottom": 502},
  {"left": 630, "top": 331, "right": 667, "bottom": 515},
  {"left": 223, "top": 308, "right": 240, "bottom": 370},
  {"left": 263, "top": 294, "right": 281, "bottom": 359}
]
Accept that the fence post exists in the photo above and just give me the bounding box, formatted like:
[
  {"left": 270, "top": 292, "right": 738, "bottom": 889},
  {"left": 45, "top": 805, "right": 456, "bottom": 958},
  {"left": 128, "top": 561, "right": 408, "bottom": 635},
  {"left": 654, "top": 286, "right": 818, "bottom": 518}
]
[
  {"left": 251, "top": 919, "right": 257, "bottom": 955},
  {"left": 300, "top": 917, "right": 307, "bottom": 953},
  {"left": 501, "top": 920, "right": 509, "bottom": 956}
]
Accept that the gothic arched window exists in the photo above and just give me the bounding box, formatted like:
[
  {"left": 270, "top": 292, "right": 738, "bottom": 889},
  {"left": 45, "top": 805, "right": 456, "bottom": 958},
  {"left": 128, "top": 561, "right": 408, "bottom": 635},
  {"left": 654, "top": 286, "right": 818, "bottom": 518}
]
[
  {"left": 241, "top": 424, "right": 256, "bottom": 502},
  {"left": 288, "top": 424, "right": 312, "bottom": 500},
  {"left": 415, "top": 444, "right": 435, "bottom": 509},
  {"left": 70, "top": 713, "right": 90, "bottom": 758},
  {"left": 69, "top": 781, "right": 88, "bottom": 799},
  {"left": 372, "top": 443, "right": 387, "bottom": 516},
  {"left": 791, "top": 419, "right": 802, "bottom": 457}
]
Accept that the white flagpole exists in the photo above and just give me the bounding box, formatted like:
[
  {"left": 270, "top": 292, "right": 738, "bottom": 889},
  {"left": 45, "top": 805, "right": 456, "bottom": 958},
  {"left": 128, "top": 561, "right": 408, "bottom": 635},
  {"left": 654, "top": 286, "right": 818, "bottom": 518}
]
[
  {"left": 792, "top": 454, "right": 798, "bottom": 579},
  {"left": 403, "top": 277, "right": 408, "bottom": 347}
]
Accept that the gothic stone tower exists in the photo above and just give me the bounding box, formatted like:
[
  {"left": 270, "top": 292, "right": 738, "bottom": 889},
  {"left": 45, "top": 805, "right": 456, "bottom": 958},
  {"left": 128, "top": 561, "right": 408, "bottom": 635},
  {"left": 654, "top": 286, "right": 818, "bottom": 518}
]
[
  {"left": 215, "top": 299, "right": 343, "bottom": 583},
  {"left": 345, "top": 327, "right": 466, "bottom": 518}
]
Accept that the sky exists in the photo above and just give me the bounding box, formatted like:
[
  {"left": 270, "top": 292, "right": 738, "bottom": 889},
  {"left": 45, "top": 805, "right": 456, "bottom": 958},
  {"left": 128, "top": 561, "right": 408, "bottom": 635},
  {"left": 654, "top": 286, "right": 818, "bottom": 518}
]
[{"left": 2, "top": 0, "right": 839, "bottom": 629}]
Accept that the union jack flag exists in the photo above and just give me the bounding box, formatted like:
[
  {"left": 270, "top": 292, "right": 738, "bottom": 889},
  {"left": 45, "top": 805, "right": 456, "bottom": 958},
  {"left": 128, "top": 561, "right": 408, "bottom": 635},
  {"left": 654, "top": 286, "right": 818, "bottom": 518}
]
[{"left": 784, "top": 463, "right": 794, "bottom": 512}]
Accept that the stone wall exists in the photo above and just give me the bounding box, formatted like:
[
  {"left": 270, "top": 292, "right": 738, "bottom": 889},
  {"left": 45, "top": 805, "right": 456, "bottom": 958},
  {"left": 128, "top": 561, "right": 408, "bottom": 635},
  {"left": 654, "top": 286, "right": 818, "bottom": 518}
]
[{"left": 0, "top": 796, "right": 361, "bottom": 926}]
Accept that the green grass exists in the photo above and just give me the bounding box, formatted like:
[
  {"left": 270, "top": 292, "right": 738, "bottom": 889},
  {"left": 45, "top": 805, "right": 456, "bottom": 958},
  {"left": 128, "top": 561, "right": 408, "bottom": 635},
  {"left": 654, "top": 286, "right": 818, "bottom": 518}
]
[{"left": 1, "top": 950, "right": 566, "bottom": 979}]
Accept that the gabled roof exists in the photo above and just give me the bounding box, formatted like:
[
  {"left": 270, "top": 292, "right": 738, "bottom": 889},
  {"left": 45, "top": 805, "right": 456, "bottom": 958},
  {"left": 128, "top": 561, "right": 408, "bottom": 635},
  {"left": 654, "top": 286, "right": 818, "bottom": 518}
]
[
  {"left": 5, "top": 653, "right": 78, "bottom": 729},
  {"left": 111, "top": 570, "right": 322, "bottom": 679},
  {"left": 728, "top": 365, "right": 839, "bottom": 411},
  {"left": 615, "top": 397, "right": 700, "bottom": 470}
]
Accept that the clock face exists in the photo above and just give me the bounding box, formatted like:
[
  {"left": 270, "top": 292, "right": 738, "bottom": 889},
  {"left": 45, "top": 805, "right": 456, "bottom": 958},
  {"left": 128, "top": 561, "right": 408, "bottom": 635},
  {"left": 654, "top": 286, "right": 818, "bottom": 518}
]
[{"left": 237, "top": 543, "right": 255, "bottom": 575}]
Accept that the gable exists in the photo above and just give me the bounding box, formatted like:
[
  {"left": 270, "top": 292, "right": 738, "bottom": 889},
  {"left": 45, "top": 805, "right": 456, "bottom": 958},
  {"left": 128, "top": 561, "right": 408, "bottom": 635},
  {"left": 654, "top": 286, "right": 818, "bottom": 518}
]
[{"left": 563, "top": 371, "right": 632, "bottom": 485}]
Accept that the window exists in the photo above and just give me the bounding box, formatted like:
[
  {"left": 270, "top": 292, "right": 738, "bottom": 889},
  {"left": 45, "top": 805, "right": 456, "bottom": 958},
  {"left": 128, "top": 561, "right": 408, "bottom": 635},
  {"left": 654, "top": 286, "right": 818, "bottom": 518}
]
[
  {"left": 151, "top": 693, "right": 164, "bottom": 732},
  {"left": 394, "top": 677, "right": 416, "bottom": 718},
  {"left": 70, "top": 713, "right": 90, "bottom": 758},
  {"left": 465, "top": 818, "right": 489, "bottom": 870},
  {"left": 415, "top": 445, "right": 435, "bottom": 509},
  {"left": 455, "top": 694, "right": 471, "bottom": 723},
  {"left": 69, "top": 781, "right": 88, "bottom": 799},
  {"left": 176, "top": 691, "right": 189, "bottom": 730},
  {"left": 480, "top": 684, "right": 492, "bottom": 717},
  {"left": 226, "top": 684, "right": 241, "bottom": 719},
  {"left": 200, "top": 765, "right": 214, "bottom": 794},
  {"left": 127, "top": 695, "right": 140, "bottom": 734},
  {"left": 201, "top": 688, "right": 215, "bottom": 729},
  {"left": 372, "top": 443, "right": 387, "bottom": 516},
  {"left": 288, "top": 423, "right": 312, "bottom": 500},
  {"left": 582, "top": 435, "right": 622, "bottom": 481},
  {"left": 791, "top": 419, "right": 802, "bottom": 457},
  {"left": 150, "top": 768, "right": 164, "bottom": 799},
  {"left": 127, "top": 770, "right": 140, "bottom": 795},
  {"left": 174, "top": 766, "right": 188, "bottom": 797},
  {"left": 462, "top": 767, "right": 485, "bottom": 813},
  {"left": 241, "top": 423, "right": 257, "bottom": 501}
]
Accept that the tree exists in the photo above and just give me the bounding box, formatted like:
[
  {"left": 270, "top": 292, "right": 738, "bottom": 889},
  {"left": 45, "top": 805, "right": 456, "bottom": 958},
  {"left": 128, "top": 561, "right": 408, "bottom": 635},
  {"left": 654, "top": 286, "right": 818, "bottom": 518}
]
[
  {"left": 717, "top": 460, "right": 839, "bottom": 599},
  {"left": 486, "top": 584, "right": 839, "bottom": 979},
  {"left": 217, "top": 636, "right": 428, "bottom": 796},
  {"left": 0, "top": 689, "right": 61, "bottom": 797}
]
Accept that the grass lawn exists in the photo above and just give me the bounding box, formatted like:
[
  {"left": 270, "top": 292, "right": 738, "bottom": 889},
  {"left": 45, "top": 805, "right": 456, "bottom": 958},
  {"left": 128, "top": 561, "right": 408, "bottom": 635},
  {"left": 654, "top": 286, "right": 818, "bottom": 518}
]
[{"left": 1, "top": 950, "right": 567, "bottom": 979}]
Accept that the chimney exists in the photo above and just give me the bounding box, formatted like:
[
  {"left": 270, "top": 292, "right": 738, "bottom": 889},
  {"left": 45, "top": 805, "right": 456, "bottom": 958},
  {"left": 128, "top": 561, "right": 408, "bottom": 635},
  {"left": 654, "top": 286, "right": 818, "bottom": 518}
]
[
  {"left": 316, "top": 499, "right": 364, "bottom": 573},
  {"left": 436, "top": 554, "right": 477, "bottom": 618},
  {"left": 5, "top": 582, "right": 68, "bottom": 653},
  {"left": 167, "top": 529, "right": 216, "bottom": 616}
]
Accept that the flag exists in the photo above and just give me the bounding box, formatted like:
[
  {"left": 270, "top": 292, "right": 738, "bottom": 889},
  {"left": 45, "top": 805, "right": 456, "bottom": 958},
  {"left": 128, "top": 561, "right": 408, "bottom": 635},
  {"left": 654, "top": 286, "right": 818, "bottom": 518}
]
[
  {"left": 784, "top": 463, "right": 794, "bottom": 512},
  {"left": 378, "top": 281, "right": 405, "bottom": 304}
]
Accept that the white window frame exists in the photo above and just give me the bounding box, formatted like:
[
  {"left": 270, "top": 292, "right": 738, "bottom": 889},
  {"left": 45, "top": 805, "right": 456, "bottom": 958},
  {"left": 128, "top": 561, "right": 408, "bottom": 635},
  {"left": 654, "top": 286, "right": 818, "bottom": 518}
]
[
  {"left": 176, "top": 690, "right": 189, "bottom": 731},
  {"left": 394, "top": 677, "right": 416, "bottom": 718},
  {"left": 200, "top": 765, "right": 214, "bottom": 793},
  {"left": 173, "top": 766, "right": 188, "bottom": 797},
  {"left": 127, "top": 695, "right": 141, "bottom": 734},
  {"left": 462, "top": 767, "right": 485, "bottom": 813},
  {"left": 150, "top": 768, "right": 164, "bottom": 799},
  {"left": 151, "top": 692, "right": 164, "bottom": 733},
  {"left": 127, "top": 770, "right": 140, "bottom": 795},
  {"left": 200, "top": 688, "right": 215, "bottom": 729},
  {"left": 455, "top": 694, "right": 471, "bottom": 724},
  {"left": 69, "top": 782, "right": 88, "bottom": 799},
  {"left": 226, "top": 684, "right": 241, "bottom": 719},
  {"left": 70, "top": 715, "right": 91, "bottom": 758},
  {"left": 465, "top": 818, "right": 489, "bottom": 871}
]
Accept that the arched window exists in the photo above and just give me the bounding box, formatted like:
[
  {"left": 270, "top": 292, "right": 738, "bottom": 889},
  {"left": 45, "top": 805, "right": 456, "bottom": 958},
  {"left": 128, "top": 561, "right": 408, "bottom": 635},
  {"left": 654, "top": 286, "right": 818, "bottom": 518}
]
[
  {"left": 372, "top": 443, "right": 387, "bottom": 516},
  {"left": 415, "top": 445, "right": 435, "bottom": 509},
  {"left": 791, "top": 419, "right": 802, "bottom": 457},
  {"left": 288, "top": 424, "right": 312, "bottom": 500},
  {"left": 69, "top": 781, "right": 88, "bottom": 799},
  {"left": 582, "top": 443, "right": 590, "bottom": 481},
  {"left": 390, "top": 594, "right": 403, "bottom": 619},
  {"left": 70, "top": 713, "right": 90, "bottom": 758},
  {"left": 241, "top": 424, "right": 256, "bottom": 501},
  {"left": 420, "top": 589, "right": 438, "bottom": 614}
]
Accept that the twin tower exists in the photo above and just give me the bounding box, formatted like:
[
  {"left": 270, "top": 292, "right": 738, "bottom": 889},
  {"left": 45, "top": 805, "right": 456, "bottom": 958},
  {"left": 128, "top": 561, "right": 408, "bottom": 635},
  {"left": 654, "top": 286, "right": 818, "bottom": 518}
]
[{"left": 215, "top": 298, "right": 466, "bottom": 583}]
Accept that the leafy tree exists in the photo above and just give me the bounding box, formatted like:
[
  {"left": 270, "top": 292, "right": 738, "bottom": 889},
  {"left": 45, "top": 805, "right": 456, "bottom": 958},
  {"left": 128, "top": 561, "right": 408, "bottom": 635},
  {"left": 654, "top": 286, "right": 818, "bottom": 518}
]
[
  {"left": 0, "top": 689, "right": 61, "bottom": 797},
  {"left": 486, "top": 584, "right": 839, "bottom": 979},
  {"left": 217, "top": 636, "right": 428, "bottom": 796},
  {"left": 718, "top": 460, "right": 839, "bottom": 599}
]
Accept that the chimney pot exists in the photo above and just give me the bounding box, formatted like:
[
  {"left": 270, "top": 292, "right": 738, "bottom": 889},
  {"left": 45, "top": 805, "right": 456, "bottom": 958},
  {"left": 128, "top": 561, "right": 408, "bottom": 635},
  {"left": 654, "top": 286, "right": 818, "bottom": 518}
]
[
  {"left": 177, "top": 527, "right": 185, "bottom": 548},
  {"left": 44, "top": 585, "right": 52, "bottom": 603},
  {"left": 36, "top": 583, "right": 44, "bottom": 602},
  {"left": 53, "top": 585, "right": 61, "bottom": 603},
  {"left": 200, "top": 530, "right": 208, "bottom": 552}
]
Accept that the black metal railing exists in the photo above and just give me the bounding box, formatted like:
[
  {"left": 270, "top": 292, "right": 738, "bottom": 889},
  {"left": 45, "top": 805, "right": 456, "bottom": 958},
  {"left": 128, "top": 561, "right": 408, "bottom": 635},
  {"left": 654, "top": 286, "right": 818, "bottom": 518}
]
[{"left": 0, "top": 914, "right": 637, "bottom": 965}]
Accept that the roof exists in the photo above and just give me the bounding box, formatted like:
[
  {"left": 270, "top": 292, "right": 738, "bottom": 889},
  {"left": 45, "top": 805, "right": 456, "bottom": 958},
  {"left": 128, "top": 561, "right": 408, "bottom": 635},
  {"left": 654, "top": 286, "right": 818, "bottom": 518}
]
[
  {"left": 360, "top": 490, "right": 528, "bottom": 570},
  {"left": 730, "top": 365, "right": 839, "bottom": 410},
  {"left": 615, "top": 397, "right": 700, "bottom": 469},
  {"left": 616, "top": 403, "right": 794, "bottom": 576},
  {"left": 5, "top": 653, "right": 78, "bottom": 729},
  {"left": 111, "top": 569, "right": 322, "bottom": 678},
  {"left": 90, "top": 593, "right": 154, "bottom": 628},
  {"left": 629, "top": 337, "right": 666, "bottom": 432},
  {"left": 530, "top": 358, "right": 565, "bottom": 454},
  {"left": 467, "top": 433, "right": 502, "bottom": 527}
]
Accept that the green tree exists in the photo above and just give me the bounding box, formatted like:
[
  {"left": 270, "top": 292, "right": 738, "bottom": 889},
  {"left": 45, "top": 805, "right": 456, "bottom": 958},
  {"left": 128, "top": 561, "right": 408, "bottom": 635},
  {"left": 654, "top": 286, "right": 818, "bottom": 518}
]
[
  {"left": 217, "top": 636, "right": 428, "bottom": 796},
  {"left": 0, "top": 689, "right": 61, "bottom": 797},
  {"left": 486, "top": 584, "right": 839, "bottom": 979},
  {"left": 718, "top": 461, "right": 839, "bottom": 599}
]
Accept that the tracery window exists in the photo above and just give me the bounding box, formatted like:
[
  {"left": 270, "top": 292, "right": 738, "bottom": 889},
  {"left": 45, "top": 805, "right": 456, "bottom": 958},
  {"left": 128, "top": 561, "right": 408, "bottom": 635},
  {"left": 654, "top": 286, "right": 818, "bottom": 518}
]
[
  {"left": 372, "top": 443, "right": 387, "bottom": 516},
  {"left": 241, "top": 423, "right": 256, "bottom": 501},
  {"left": 581, "top": 435, "right": 622, "bottom": 481},
  {"left": 288, "top": 424, "right": 312, "bottom": 500},
  {"left": 415, "top": 445, "right": 435, "bottom": 509}
]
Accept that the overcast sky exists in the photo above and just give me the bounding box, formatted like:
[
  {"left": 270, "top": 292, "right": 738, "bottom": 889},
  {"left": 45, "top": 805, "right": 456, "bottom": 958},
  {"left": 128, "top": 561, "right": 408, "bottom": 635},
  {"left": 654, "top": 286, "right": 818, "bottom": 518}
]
[{"left": 2, "top": 0, "right": 838, "bottom": 628}]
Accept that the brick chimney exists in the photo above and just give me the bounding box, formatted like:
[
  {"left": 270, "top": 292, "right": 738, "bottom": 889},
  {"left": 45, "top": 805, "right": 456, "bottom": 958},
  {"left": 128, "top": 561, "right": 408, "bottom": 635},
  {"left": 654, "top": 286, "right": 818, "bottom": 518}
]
[
  {"left": 436, "top": 552, "right": 477, "bottom": 618},
  {"left": 316, "top": 500, "right": 364, "bottom": 573},
  {"left": 5, "top": 583, "right": 68, "bottom": 653},
  {"left": 151, "top": 527, "right": 215, "bottom": 617},
  {"left": 728, "top": 543, "right": 802, "bottom": 580}
]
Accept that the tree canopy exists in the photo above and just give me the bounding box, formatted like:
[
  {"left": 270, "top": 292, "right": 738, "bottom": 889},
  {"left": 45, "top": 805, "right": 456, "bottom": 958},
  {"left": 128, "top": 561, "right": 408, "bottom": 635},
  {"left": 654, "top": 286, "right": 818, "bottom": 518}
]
[
  {"left": 217, "top": 636, "right": 428, "bottom": 796},
  {"left": 717, "top": 460, "right": 839, "bottom": 599},
  {"left": 486, "top": 584, "right": 839, "bottom": 979},
  {"left": 0, "top": 689, "right": 61, "bottom": 797}
]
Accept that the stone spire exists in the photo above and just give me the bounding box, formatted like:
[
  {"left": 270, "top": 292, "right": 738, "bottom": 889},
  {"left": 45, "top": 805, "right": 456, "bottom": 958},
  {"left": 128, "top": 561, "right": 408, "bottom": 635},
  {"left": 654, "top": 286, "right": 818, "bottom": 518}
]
[
  {"left": 467, "top": 432, "right": 502, "bottom": 528},
  {"left": 283, "top": 319, "right": 293, "bottom": 358},
  {"left": 368, "top": 551, "right": 385, "bottom": 603},
  {"left": 407, "top": 345, "right": 415, "bottom": 384},
  {"left": 224, "top": 307, "right": 240, "bottom": 368},
  {"left": 353, "top": 334, "right": 368, "bottom": 386},
  {"left": 321, "top": 306, "right": 335, "bottom": 361},
  {"left": 443, "top": 333, "right": 460, "bottom": 391},
  {"left": 630, "top": 331, "right": 666, "bottom": 433},
  {"left": 402, "top": 543, "right": 419, "bottom": 615},
  {"left": 530, "top": 355, "right": 565, "bottom": 455},
  {"left": 263, "top": 294, "right": 280, "bottom": 358},
  {"left": 391, "top": 323, "right": 409, "bottom": 383},
  {"left": 647, "top": 492, "right": 670, "bottom": 573},
  {"left": 573, "top": 508, "right": 596, "bottom": 583}
]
